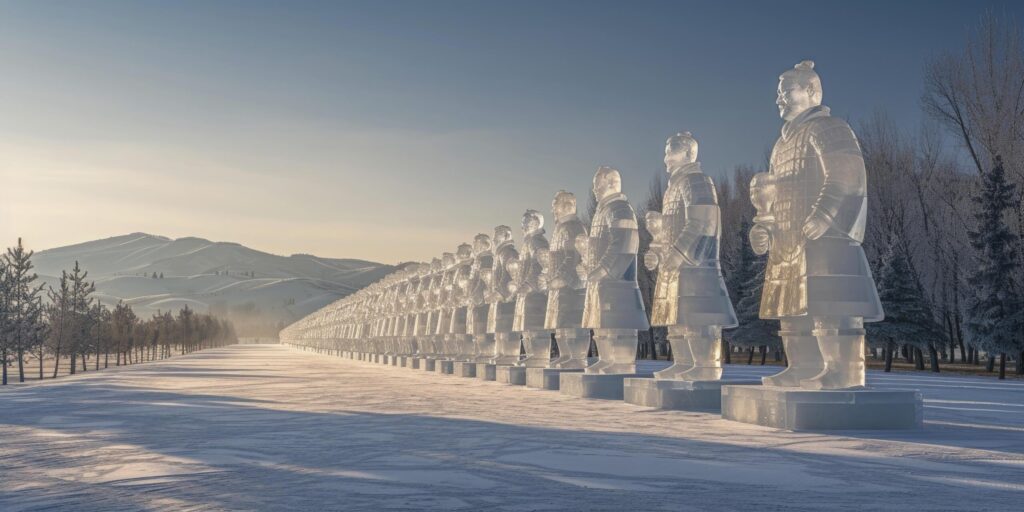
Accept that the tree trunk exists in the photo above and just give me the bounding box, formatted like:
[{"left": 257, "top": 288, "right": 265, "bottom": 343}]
[
  {"left": 722, "top": 340, "right": 731, "bottom": 364},
  {"left": 884, "top": 344, "right": 894, "bottom": 372},
  {"left": 747, "top": 347, "right": 755, "bottom": 365},
  {"left": 69, "top": 352, "right": 76, "bottom": 375},
  {"left": 986, "top": 354, "right": 995, "bottom": 372},
  {"left": 928, "top": 344, "right": 940, "bottom": 373},
  {"left": 18, "top": 348, "right": 25, "bottom": 383},
  {"left": 52, "top": 348, "right": 60, "bottom": 378},
  {"left": 998, "top": 353, "right": 1007, "bottom": 380},
  {"left": 914, "top": 348, "right": 925, "bottom": 370},
  {"left": 1018, "top": 350, "right": 1024, "bottom": 375},
  {"left": 2, "top": 348, "right": 7, "bottom": 385},
  {"left": 39, "top": 347, "right": 44, "bottom": 380}
]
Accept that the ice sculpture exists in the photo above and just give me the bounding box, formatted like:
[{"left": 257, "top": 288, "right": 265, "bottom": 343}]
[
  {"left": 543, "top": 190, "right": 591, "bottom": 369},
  {"left": 487, "top": 225, "right": 521, "bottom": 365},
  {"left": 511, "top": 209, "right": 553, "bottom": 367},
  {"left": 752, "top": 60, "right": 883, "bottom": 390},
  {"left": 449, "top": 243, "right": 474, "bottom": 359},
  {"left": 580, "top": 166, "right": 650, "bottom": 374},
  {"left": 435, "top": 252, "right": 457, "bottom": 359},
  {"left": 466, "top": 233, "right": 495, "bottom": 362},
  {"left": 645, "top": 132, "right": 737, "bottom": 381},
  {"left": 420, "top": 257, "right": 444, "bottom": 357}
]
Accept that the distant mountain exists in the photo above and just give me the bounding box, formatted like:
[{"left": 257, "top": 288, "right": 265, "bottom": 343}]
[{"left": 33, "top": 233, "right": 396, "bottom": 336}]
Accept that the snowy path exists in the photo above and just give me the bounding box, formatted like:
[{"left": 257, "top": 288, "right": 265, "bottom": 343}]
[{"left": 1, "top": 345, "right": 1022, "bottom": 511}]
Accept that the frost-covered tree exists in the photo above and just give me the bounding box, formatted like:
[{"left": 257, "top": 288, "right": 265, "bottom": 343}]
[
  {"left": 66, "top": 261, "right": 95, "bottom": 375},
  {"left": 868, "top": 242, "right": 946, "bottom": 372},
  {"left": 965, "top": 156, "right": 1023, "bottom": 379},
  {"left": 3, "top": 239, "right": 47, "bottom": 382}
]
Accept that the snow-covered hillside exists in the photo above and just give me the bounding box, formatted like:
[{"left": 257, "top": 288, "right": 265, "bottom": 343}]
[{"left": 33, "top": 233, "right": 396, "bottom": 332}]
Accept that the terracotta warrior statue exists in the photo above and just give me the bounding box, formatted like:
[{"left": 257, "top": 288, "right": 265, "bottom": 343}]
[
  {"left": 510, "top": 209, "right": 553, "bottom": 367},
  {"left": 486, "top": 225, "right": 521, "bottom": 365},
  {"left": 580, "top": 166, "right": 650, "bottom": 374},
  {"left": 465, "top": 233, "right": 495, "bottom": 361},
  {"left": 645, "top": 132, "right": 737, "bottom": 380},
  {"left": 543, "top": 190, "right": 591, "bottom": 369},
  {"left": 750, "top": 60, "right": 883, "bottom": 390}
]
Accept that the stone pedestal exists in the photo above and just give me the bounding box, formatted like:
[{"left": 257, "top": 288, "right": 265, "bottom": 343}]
[
  {"left": 397, "top": 356, "right": 407, "bottom": 367},
  {"left": 526, "top": 368, "right": 584, "bottom": 390},
  {"left": 390, "top": 356, "right": 400, "bottom": 366},
  {"left": 476, "top": 363, "right": 496, "bottom": 381},
  {"left": 496, "top": 365, "right": 527, "bottom": 385},
  {"left": 436, "top": 360, "right": 455, "bottom": 375},
  {"left": 624, "top": 378, "right": 760, "bottom": 411},
  {"left": 406, "top": 357, "right": 420, "bottom": 369},
  {"left": 419, "top": 358, "right": 436, "bottom": 371},
  {"left": 721, "top": 385, "right": 923, "bottom": 431},
  {"left": 559, "top": 372, "right": 651, "bottom": 400},
  {"left": 453, "top": 361, "right": 477, "bottom": 378}
]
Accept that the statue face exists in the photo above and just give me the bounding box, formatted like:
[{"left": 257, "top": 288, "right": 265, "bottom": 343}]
[
  {"left": 777, "top": 77, "right": 817, "bottom": 121},
  {"left": 493, "top": 226, "right": 512, "bottom": 244},
  {"left": 592, "top": 167, "right": 621, "bottom": 200},
  {"left": 663, "top": 137, "right": 695, "bottom": 169},
  {"left": 521, "top": 212, "right": 542, "bottom": 233},
  {"left": 456, "top": 244, "right": 472, "bottom": 260},
  {"left": 472, "top": 235, "right": 491, "bottom": 254},
  {"left": 552, "top": 194, "right": 576, "bottom": 219}
]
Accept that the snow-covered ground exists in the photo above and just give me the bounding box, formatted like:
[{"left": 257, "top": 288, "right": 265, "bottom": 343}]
[{"left": 1, "top": 345, "right": 1022, "bottom": 511}]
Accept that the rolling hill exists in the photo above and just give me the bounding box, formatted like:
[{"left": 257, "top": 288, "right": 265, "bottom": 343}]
[{"left": 33, "top": 233, "right": 396, "bottom": 336}]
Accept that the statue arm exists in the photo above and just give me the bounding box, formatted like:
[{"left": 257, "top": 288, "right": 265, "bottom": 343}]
[
  {"left": 594, "top": 202, "right": 640, "bottom": 279},
  {"left": 669, "top": 176, "right": 720, "bottom": 266},
  {"left": 809, "top": 118, "right": 868, "bottom": 239}
]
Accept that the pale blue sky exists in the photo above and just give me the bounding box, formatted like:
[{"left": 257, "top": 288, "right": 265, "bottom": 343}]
[{"left": 2, "top": 0, "right": 1020, "bottom": 263}]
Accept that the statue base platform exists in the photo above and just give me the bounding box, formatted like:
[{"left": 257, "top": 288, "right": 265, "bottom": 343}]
[
  {"left": 721, "top": 385, "right": 923, "bottom": 431},
  {"left": 391, "top": 356, "right": 400, "bottom": 366},
  {"left": 476, "top": 363, "right": 496, "bottom": 381},
  {"left": 559, "top": 372, "right": 652, "bottom": 400},
  {"left": 436, "top": 360, "right": 454, "bottom": 375},
  {"left": 496, "top": 365, "right": 527, "bottom": 385},
  {"left": 526, "top": 368, "right": 584, "bottom": 390},
  {"left": 418, "top": 358, "right": 436, "bottom": 371},
  {"left": 453, "top": 361, "right": 477, "bottom": 378},
  {"left": 405, "top": 357, "right": 419, "bottom": 369},
  {"left": 624, "top": 378, "right": 760, "bottom": 412}
]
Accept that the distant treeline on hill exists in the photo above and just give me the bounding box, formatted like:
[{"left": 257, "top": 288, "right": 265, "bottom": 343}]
[{"left": 0, "top": 238, "right": 238, "bottom": 385}]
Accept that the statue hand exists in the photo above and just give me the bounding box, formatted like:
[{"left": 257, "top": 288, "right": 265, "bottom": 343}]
[
  {"left": 588, "top": 267, "right": 608, "bottom": 283},
  {"left": 643, "top": 252, "right": 660, "bottom": 271},
  {"left": 802, "top": 213, "right": 830, "bottom": 241},
  {"left": 749, "top": 224, "right": 771, "bottom": 255}
]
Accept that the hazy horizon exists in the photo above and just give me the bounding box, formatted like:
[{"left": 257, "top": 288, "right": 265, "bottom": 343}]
[{"left": 4, "top": 0, "right": 1022, "bottom": 264}]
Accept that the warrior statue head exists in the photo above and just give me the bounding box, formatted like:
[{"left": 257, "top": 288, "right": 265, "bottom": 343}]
[
  {"left": 521, "top": 209, "right": 544, "bottom": 235},
  {"left": 493, "top": 225, "right": 513, "bottom": 245},
  {"left": 664, "top": 131, "right": 698, "bottom": 171},
  {"left": 441, "top": 252, "right": 456, "bottom": 268},
  {"left": 455, "top": 243, "right": 473, "bottom": 262},
  {"left": 777, "top": 60, "right": 822, "bottom": 121},
  {"left": 472, "top": 233, "right": 492, "bottom": 255},
  {"left": 592, "top": 166, "right": 622, "bottom": 201},
  {"left": 552, "top": 190, "right": 577, "bottom": 220}
]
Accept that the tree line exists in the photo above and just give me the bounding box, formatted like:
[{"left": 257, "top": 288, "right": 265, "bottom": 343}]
[
  {"left": 0, "top": 238, "right": 238, "bottom": 385},
  {"left": 624, "top": 13, "right": 1024, "bottom": 379}
]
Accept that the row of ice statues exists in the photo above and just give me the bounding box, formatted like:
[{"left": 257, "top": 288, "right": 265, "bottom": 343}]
[{"left": 281, "top": 60, "right": 884, "bottom": 391}]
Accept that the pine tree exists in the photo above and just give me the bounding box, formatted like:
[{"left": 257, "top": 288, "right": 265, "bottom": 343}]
[
  {"left": 0, "top": 257, "right": 10, "bottom": 385},
  {"left": 65, "top": 261, "right": 95, "bottom": 375},
  {"left": 726, "top": 218, "right": 779, "bottom": 357},
  {"left": 867, "top": 242, "right": 945, "bottom": 372},
  {"left": 46, "top": 271, "right": 72, "bottom": 378},
  {"left": 4, "top": 239, "right": 47, "bottom": 382},
  {"left": 965, "top": 156, "right": 1022, "bottom": 380}
]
